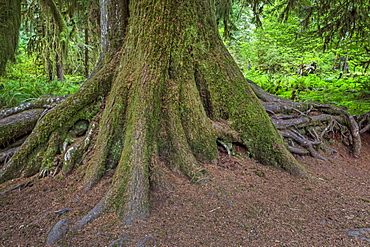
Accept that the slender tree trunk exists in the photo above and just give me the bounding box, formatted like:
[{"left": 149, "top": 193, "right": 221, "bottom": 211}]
[
  {"left": 0, "top": 0, "right": 21, "bottom": 75},
  {"left": 84, "top": 27, "right": 89, "bottom": 77},
  {"left": 55, "top": 53, "right": 64, "bottom": 80},
  {"left": 39, "top": 0, "right": 68, "bottom": 62}
]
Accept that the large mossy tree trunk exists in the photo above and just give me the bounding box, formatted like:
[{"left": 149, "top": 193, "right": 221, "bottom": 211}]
[
  {"left": 0, "top": 0, "right": 21, "bottom": 75},
  {"left": 0, "top": 0, "right": 306, "bottom": 225}
]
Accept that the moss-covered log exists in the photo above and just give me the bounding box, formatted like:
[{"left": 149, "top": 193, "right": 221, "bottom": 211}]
[{"left": 0, "top": 109, "right": 44, "bottom": 147}]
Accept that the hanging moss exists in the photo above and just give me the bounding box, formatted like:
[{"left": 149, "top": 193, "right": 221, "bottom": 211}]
[{"left": 0, "top": 0, "right": 21, "bottom": 75}]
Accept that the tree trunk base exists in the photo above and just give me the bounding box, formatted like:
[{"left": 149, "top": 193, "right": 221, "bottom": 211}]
[{"left": 0, "top": 78, "right": 367, "bottom": 232}]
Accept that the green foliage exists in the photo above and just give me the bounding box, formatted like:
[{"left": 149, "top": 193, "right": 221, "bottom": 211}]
[
  {"left": 247, "top": 72, "right": 370, "bottom": 115},
  {"left": 0, "top": 77, "right": 82, "bottom": 108},
  {"left": 0, "top": 53, "right": 82, "bottom": 108},
  {"left": 0, "top": 16, "right": 85, "bottom": 108},
  {"left": 223, "top": 4, "right": 370, "bottom": 115}
]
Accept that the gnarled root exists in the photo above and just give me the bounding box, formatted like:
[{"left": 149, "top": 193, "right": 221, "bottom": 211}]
[
  {"left": 251, "top": 81, "right": 363, "bottom": 159},
  {"left": 0, "top": 96, "right": 67, "bottom": 169},
  {"left": 355, "top": 112, "right": 370, "bottom": 134}
]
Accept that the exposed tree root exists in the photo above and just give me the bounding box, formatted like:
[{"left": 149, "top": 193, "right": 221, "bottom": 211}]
[
  {"left": 266, "top": 101, "right": 361, "bottom": 158},
  {"left": 355, "top": 112, "right": 370, "bottom": 133},
  {"left": 73, "top": 194, "right": 108, "bottom": 231},
  {"left": 0, "top": 108, "right": 44, "bottom": 147},
  {"left": 0, "top": 179, "right": 33, "bottom": 195},
  {"left": 249, "top": 80, "right": 363, "bottom": 159},
  {"left": 0, "top": 96, "right": 67, "bottom": 169},
  {"left": 280, "top": 130, "right": 326, "bottom": 160},
  {"left": 0, "top": 51, "right": 119, "bottom": 181},
  {"left": 0, "top": 95, "right": 67, "bottom": 120},
  {"left": 0, "top": 147, "right": 18, "bottom": 164}
]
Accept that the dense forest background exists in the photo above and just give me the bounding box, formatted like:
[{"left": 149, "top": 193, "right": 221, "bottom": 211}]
[{"left": 1, "top": 0, "right": 369, "bottom": 114}]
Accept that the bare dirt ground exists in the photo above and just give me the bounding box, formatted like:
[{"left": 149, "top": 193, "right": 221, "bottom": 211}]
[{"left": 1, "top": 133, "right": 370, "bottom": 247}]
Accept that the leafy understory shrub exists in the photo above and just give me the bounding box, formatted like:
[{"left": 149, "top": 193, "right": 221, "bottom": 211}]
[
  {"left": 1, "top": 47, "right": 84, "bottom": 108},
  {"left": 247, "top": 72, "right": 370, "bottom": 115},
  {"left": 0, "top": 77, "right": 83, "bottom": 108}
]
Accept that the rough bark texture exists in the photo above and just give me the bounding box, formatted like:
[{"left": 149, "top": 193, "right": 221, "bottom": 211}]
[
  {"left": 3, "top": 0, "right": 363, "bottom": 232},
  {"left": 0, "top": 0, "right": 21, "bottom": 75}
]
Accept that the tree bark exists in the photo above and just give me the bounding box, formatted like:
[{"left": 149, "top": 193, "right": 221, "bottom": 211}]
[{"left": 1, "top": 0, "right": 307, "bottom": 227}]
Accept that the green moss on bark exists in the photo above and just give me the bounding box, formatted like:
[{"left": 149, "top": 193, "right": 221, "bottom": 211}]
[
  {"left": 0, "top": 55, "right": 118, "bottom": 182},
  {"left": 182, "top": 0, "right": 306, "bottom": 176},
  {"left": 1, "top": 0, "right": 308, "bottom": 227}
]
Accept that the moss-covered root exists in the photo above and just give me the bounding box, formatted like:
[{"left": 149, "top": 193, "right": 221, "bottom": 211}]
[
  {"left": 160, "top": 76, "right": 218, "bottom": 178},
  {"left": 186, "top": 18, "right": 307, "bottom": 177},
  {"left": 82, "top": 69, "right": 129, "bottom": 192},
  {"left": 0, "top": 58, "right": 117, "bottom": 183},
  {"left": 160, "top": 102, "right": 205, "bottom": 179},
  {"left": 73, "top": 192, "right": 108, "bottom": 231},
  {"left": 233, "top": 88, "right": 308, "bottom": 177},
  {"left": 107, "top": 85, "right": 159, "bottom": 225},
  {"left": 110, "top": 152, "right": 151, "bottom": 226},
  {"left": 234, "top": 94, "right": 307, "bottom": 177}
]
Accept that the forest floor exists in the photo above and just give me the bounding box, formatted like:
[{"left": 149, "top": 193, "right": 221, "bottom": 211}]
[{"left": 1, "top": 133, "right": 370, "bottom": 247}]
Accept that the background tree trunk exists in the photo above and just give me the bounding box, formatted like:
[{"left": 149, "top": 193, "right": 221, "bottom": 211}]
[{"left": 0, "top": 0, "right": 21, "bottom": 75}]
